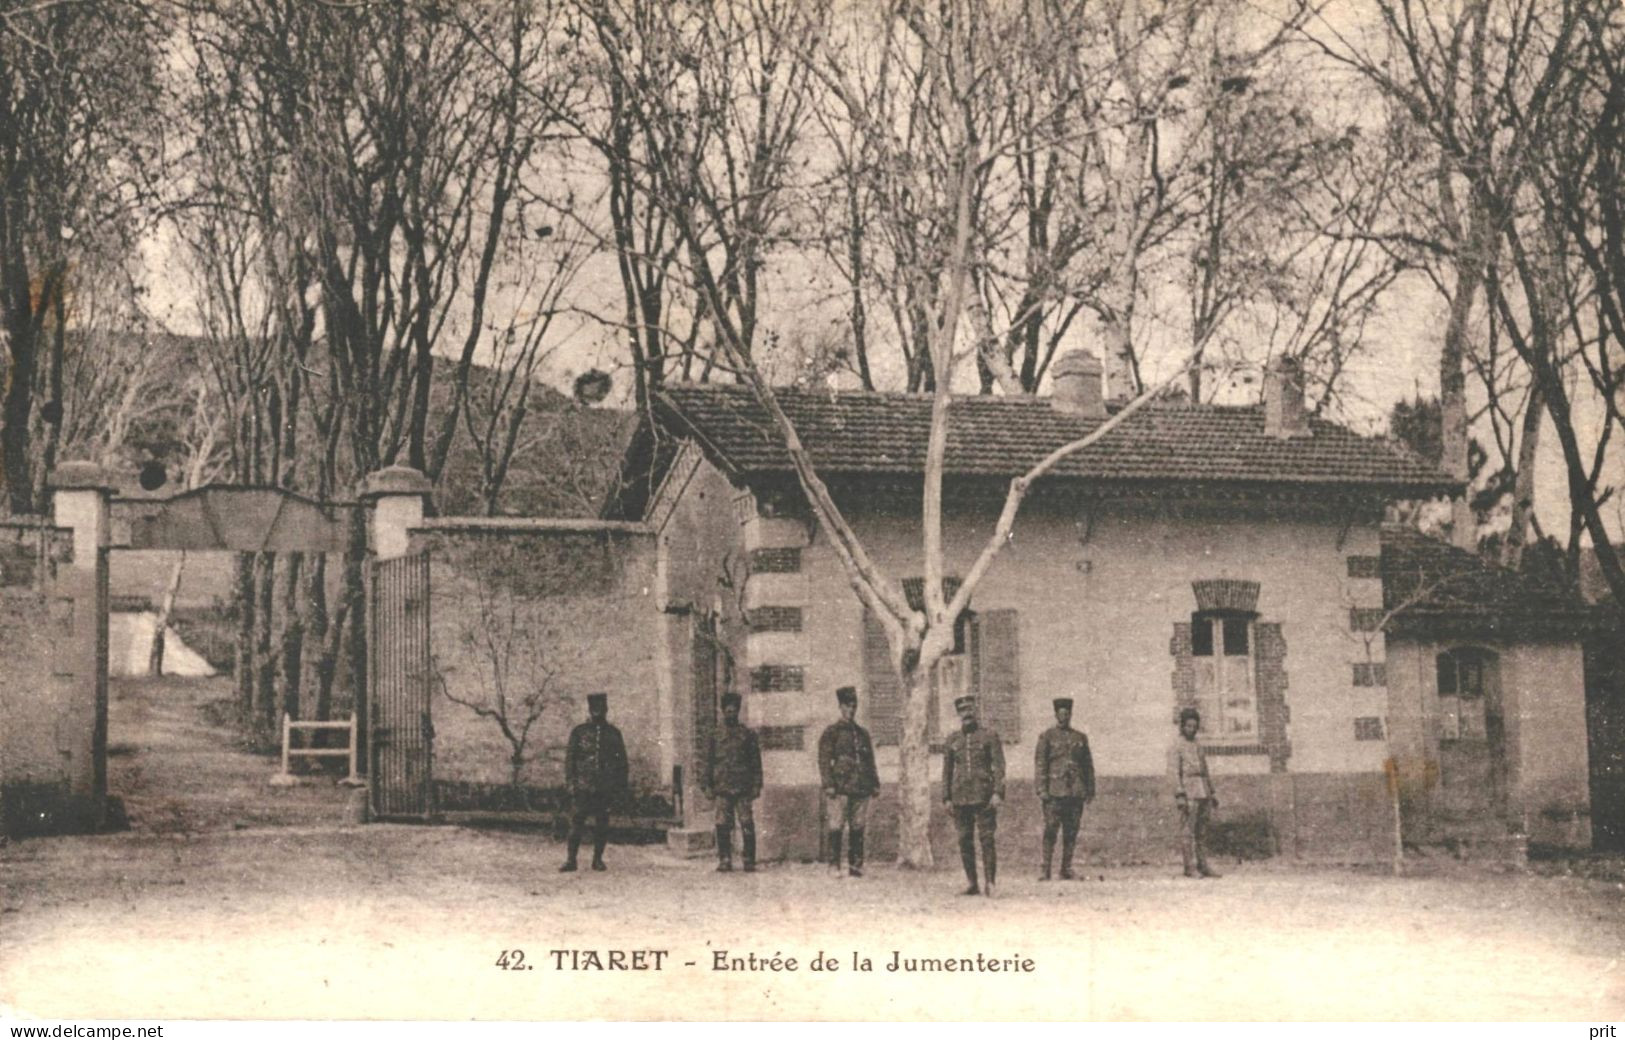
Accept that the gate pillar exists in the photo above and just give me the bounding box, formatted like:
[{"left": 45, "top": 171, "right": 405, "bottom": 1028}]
[
  {"left": 51, "top": 461, "right": 114, "bottom": 573},
  {"left": 359, "top": 465, "right": 432, "bottom": 560},
  {"left": 47, "top": 461, "right": 115, "bottom": 823}
]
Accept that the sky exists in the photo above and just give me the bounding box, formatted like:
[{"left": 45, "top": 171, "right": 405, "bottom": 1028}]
[{"left": 129, "top": 0, "right": 1624, "bottom": 544}]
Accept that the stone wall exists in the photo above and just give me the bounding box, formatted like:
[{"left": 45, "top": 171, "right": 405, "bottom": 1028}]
[
  {"left": 0, "top": 522, "right": 104, "bottom": 837},
  {"left": 754, "top": 772, "right": 1398, "bottom": 868},
  {"left": 1388, "top": 636, "right": 1592, "bottom": 850},
  {"left": 730, "top": 491, "right": 1399, "bottom": 863},
  {"left": 409, "top": 522, "right": 662, "bottom": 804}
]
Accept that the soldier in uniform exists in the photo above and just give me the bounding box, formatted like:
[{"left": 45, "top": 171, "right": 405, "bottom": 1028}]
[
  {"left": 1169, "top": 706, "right": 1221, "bottom": 878},
  {"left": 1034, "top": 697, "right": 1095, "bottom": 880},
  {"left": 817, "top": 685, "right": 880, "bottom": 878},
  {"left": 942, "top": 693, "right": 1005, "bottom": 897},
  {"left": 560, "top": 692, "right": 628, "bottom": 873},
  {"left": 700, "top": 692, "right": 762, "bottom": 873}
]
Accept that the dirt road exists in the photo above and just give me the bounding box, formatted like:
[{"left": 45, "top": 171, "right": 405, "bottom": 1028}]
[{"left": 3, "top": 677, "right": 1622, "bottom": 1021}]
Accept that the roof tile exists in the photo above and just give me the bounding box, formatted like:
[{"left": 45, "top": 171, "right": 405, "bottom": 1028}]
[{"left": 658, "top": 384, "right": 1453, "bottom": 491}]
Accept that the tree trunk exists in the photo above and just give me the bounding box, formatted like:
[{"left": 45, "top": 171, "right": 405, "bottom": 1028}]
[
  {"left": 147, "top": 552, "right": 187, "bottom": 677},
  {"left": 2, "top": 324, "right": 38, "bottom": 516},
  {"left": 234, "top": 551, "right": 256, "bottom": 721},
  {"left": 1502, "top": 387, "right": 1543, "bottom": 570},
  {"left": 896, "top": 665, "right": 936, "bottom": 869},
  {"left": 278, "top": 551, "right": 305, "bottom": 723},
  {"left": 253, "top": 550, "right": 277, "bottom": 738},
  {"left": 306, "top": 554, "right": 334, "bottom": 721},
  {"left": 1441, "top": 239, "right": 1487, "bottom": 550}
]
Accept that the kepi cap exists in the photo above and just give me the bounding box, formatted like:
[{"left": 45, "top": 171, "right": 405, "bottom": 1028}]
[
  {"left": 835, "top": 685, "right": 858, "bottom": 705},
  {"left": 720, "top": 692, "right": 742, "bottom": 710},
  {"left": 1053, "top": 697, "right": 1074, "bottom": 710},
  {"left": 953, "top": 694, "right": 976, "bottom": 711},
  {"left": 587, "top": 692, "right": 609, "bottom": 711}
]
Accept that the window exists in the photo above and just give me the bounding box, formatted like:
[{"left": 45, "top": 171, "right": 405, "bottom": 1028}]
[
  {"left": 863, "top": 607, "right": 1021, "bottom": 746},
  {"left": 1190, "top": 611, "right": 1258, "bottom": 741},
  {"left": 1436, "top": 648, "right": 1492, "bottom": 743}
]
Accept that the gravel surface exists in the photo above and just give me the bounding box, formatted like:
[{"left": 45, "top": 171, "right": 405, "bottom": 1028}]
[{"left": 3, "top": 677, "right": 1621, "bottom": 1021}]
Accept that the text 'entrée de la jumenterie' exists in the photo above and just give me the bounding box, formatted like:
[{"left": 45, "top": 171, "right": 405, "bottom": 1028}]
[{"left": 535, "top": 948, "right": 1036, "bottom": 973}]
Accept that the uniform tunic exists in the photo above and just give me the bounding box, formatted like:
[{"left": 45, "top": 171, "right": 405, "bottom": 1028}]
[
  {"left": 1034, "top": 726, "right": 1096, "bottom": 801},
  {"left": 702, "top": 722, "right": 763, "bottom": 798},
  {"left": 565, "top": 720, "right": 629, "bottom": 797},
  {"left": 817, "top": 719, "right": 880, "bottom": 797},
  {"left": 942, "top": 723, "right": 1006, "bottom": 806},
  {"left": 1168, "top": 736, "right": 1214, "bottom": 801}
]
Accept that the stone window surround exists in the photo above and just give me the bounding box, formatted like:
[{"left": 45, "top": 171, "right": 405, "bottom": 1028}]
[{"left": 1171, "top": 579, "right": 1291, "bottom": 772}]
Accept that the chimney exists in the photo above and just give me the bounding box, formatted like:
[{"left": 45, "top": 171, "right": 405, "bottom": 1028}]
[
  {"left": 1050, "top": 350, "right": 1106, "bottom": 419},
  {"left": 1263, "top": 355, "right": 1310, "bottom": 438}
]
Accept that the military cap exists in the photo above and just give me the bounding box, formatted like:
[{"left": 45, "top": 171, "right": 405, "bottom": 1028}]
[
  {"left": 1178, "top": 706, "right": 1201, "bottom": 724},
  {"left": 1053, "top": 697, "right": 1074, "bottom": 710},
  {"left": 953, "top": 694, "right": 976, "bottom": 711},
  {"left": 835, "top": 685, "right": 858, "bottom": 705},
  {"left": 720, "top": 692, "right": 742, "bottom": 710},
  {"left": 587, "top": 692, "right": 609, "bottom": 710}
]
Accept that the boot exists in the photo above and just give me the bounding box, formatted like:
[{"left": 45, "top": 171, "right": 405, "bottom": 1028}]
[
  {"left": 959, "top": 842, "right": 979, "bottom": 895},
  {"left": 1181, "top": 840, "right": 1198, "bottom": 878},
  {"left": 560, "top": 834, "right": 580, "bottom": 872},
  {"left": 828, "top": 830, "right": 844, "bottom": 878},
  {"left": 715, "top": 825, "right": 734, "bottom": 872},
  {"left": 1059, "top": 839, "right": 1076, "bottom": 881},
  {"left": 847, "top": 829, "right": 864, "bottom": 877},
  {"left": 741, "top": 824, "right": 756, "bottom": 873},
  {"left": 1197, "top": 855, "right": 1222, "bottom": 879},
  {"left": 590, "top": 832, "right": 607, "bottom": 871},
  {"left": 983, "top": 843, "right": 997, "bottom": 898},
  {"left": 1040, "top": 831, "right": 1056, "bottom": 881}
]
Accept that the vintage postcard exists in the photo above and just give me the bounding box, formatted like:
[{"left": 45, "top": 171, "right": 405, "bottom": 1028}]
[{"left": 2, "top": 0, "right": 1622, "bottom": 1024}]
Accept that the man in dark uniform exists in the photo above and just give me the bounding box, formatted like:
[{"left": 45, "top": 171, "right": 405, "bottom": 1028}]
[
  {"left": 817, "top": 685, "right": 879, "bottom": 878},
  {"left": 560, "top": 691, "right": 628, "bottom": 873},
  {"left": 1034, "top": 697, "right": 1095, "bottom": 880},
  {"left": 701, "top": 692, "right": 762, "bottom": 873},
  {"left": 942, "top": 693, "right": 1005, "bottom": 897},
  {"left": 1169, "top": 706, "right": 1220, "bottom": 878}
]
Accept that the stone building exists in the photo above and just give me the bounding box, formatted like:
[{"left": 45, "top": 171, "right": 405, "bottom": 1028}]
[
  {"left": 1381, "top": 526, "right": 1597, "bottom": 854},
  {"left": 600, "top": 354, "right": 1594, "bottom": 866}
]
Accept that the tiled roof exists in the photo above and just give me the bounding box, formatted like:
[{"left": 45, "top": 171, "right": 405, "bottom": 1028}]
[
  {"left": 655, "top": 384, "right": 1454, "bottom": 492},
  {"left": 1381, "top": 526, "right": 1594, "bottom": 637}
]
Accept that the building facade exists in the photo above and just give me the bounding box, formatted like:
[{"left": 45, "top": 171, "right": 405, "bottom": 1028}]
[{"left": 607, "top": 356, "right": 1594, "bottom": 865}]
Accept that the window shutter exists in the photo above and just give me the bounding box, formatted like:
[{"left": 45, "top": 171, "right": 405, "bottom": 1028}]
[
  {"left": 862, "top": 609, "right": 903, "bottom": 746},
  {"left": 972, "top": 609, "right": 1022, "bottom": 742}
]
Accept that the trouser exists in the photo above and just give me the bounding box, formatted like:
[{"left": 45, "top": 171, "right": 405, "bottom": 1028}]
[
  {"left": 1041, "top": 797, "right": 1084, "bottom": 876},
  {"left": 826, "top": 794, "right": 871, "bottom": 869},
  {"left": 566, "top": 792, "right": 612, "bottom": 865},
  {"left": 1179, "top": 797, "right": 1214, "bottom": 873},
  {"left": 953, "top": 803, "right": 997, "bottom": 886},
  {"left": 713, "top": 794, "right": 757, "bottom": 869}
]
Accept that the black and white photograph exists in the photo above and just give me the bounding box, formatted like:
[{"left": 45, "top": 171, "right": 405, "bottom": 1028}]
[{"left": 1, "top": 0, "right": 1623, "bottom": 1023}]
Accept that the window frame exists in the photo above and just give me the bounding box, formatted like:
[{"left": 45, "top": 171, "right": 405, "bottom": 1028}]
[
  {"left": 1189, "top": 608, "right": 1261, "bottom": 744},
  {"left": 1435, "top": 647, "right": 1494, "bottom": 744}
]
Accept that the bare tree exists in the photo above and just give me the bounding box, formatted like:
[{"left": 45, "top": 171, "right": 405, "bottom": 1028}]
[
  {"left": 1311, "top": 0, "right": 1582, "bottom": 547},
  {"left": 147, "top": 375, "right": 228, "bottom": 677},
  {"left": 611, "top": 0, "right": 1237, "bottom": 865},
  {"left": 0, "top": 0, "right": 165, "bottom": 515}
]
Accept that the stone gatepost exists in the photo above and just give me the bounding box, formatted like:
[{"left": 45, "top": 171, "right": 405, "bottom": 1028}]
[
  {"left": 51, "top": 461, "right": 114, "bottom": 575},
  {"left": 47, "top": 461, "right": 116, "bottom": 826},
  {"left": 359, "top": 465, "right": 432, "bottom": 560}
]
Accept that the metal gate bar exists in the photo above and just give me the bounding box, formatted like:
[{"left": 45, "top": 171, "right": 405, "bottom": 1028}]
[{"left": 369, "top": 553, "right": 432, "bottom": 819}]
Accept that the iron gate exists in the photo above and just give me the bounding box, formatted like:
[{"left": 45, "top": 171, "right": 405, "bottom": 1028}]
[{"left": 369, "top": 553, "right": 433, "bottom": 820}]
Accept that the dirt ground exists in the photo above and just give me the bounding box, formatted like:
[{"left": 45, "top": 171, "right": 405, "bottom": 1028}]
[{"left": 3, "top": 677, "right": 1624, "bottom": 1021}]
